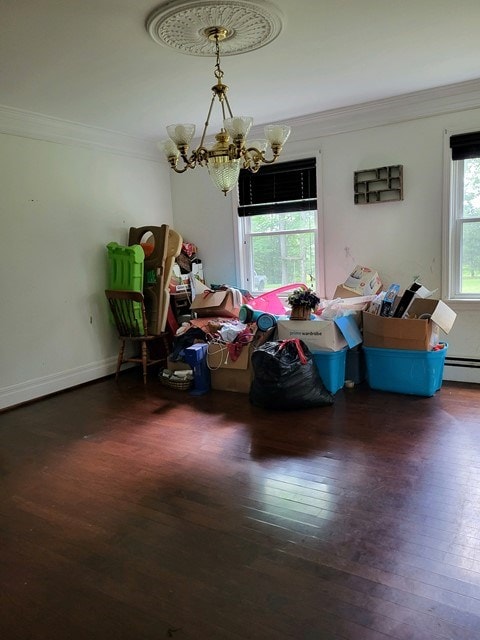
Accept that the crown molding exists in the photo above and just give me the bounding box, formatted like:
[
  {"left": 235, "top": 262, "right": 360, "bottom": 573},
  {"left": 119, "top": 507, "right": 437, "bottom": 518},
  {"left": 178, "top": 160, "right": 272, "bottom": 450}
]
[
  {"left": 2, "top": 78, "right": 480, "bottom": 158},
  {"left": 286, "top": 78, "right": 480, "bottom": 138},
  {"left": 0, "top": 104, "right": 160, "bottom": 162}
]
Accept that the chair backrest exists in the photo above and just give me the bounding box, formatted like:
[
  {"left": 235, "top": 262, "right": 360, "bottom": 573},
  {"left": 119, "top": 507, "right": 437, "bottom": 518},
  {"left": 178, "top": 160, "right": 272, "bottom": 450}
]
[{"left": 105, "top": 289, "right": 149, "bottom": 337}]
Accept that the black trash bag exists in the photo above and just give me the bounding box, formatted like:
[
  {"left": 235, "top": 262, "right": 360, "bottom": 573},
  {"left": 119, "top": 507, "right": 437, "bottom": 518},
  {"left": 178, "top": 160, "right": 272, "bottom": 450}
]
[{"left": 249, "top": 338, "right": 334, "bottom": 410}]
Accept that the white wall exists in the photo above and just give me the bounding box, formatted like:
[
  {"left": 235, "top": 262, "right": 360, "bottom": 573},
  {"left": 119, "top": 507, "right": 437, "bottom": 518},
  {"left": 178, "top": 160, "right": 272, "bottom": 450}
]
[
  {"left": 170, "top": 97, "right": 480, "bottom": 382},
  {"left": 0, "top": 130, "right": 173, "bottom": 409},
  {"left": 170, "top": 167, "right": 239, "bottom": 287}
]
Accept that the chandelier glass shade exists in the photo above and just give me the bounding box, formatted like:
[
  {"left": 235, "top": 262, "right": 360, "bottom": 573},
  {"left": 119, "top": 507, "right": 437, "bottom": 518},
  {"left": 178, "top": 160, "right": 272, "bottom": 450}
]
[{"left": 158, "top": 27, "right": 291, "bottom": 195}]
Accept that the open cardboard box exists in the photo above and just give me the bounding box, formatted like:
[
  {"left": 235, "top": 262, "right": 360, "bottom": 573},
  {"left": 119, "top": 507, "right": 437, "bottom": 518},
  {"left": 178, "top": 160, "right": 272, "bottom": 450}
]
[
  {"left": 190, "top": 281, "right": 241, "bottom": 318},
  {"left": 362, "top": 298, "right": 457, "bottom": 350},
  {"left": 341, "top": 265, "right": 383, "bottom": 297},
  {"left": 207, "top": 331, "right": 256, "bottom": 393},
  {"left": 277, "top": 313, "right": 362, "bottom": 352},
  {"left": 206, "top": 325, "right": 277, "bottom": 393}
]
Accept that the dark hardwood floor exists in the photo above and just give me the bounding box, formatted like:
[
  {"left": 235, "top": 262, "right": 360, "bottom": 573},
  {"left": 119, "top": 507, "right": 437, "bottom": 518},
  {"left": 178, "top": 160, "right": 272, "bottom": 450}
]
[{"left": 1, "top": 371, "right": 480, "bottom": 639}]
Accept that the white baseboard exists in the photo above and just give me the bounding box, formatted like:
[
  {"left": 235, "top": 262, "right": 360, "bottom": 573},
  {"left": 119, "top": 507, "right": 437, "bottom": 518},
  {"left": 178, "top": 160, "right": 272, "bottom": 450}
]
[
  {"left": 0, "top": 358, "right": 118, "bottom": 411},
  {"left": 1, "top": 357, "right": 476, "bottom": 412}
]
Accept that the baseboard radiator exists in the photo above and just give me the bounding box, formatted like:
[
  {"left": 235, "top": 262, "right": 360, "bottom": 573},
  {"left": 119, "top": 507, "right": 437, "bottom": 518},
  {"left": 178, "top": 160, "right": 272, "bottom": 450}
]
[{"left": 444, "top": 356, "right": 480, "bottom": 384}]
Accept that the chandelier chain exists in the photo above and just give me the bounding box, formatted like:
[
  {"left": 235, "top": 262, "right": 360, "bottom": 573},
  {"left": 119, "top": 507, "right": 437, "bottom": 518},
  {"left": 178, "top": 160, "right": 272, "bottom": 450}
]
[{"left": 214, "top": 35, "right": 223, "bottom": 82}]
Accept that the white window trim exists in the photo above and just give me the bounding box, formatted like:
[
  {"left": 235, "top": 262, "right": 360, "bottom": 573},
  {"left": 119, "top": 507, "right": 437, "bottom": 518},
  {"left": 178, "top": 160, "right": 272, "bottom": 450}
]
[{"left": 442, "top": 128, "right": 480, "bottom": 310}]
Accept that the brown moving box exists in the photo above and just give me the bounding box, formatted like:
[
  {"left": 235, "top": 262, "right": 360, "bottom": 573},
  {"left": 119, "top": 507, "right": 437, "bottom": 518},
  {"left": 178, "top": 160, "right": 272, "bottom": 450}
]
[
  {"left": 362, "top": 298, "right": 457, "bottom": 350},
  {"left": 207, "top": 339, "right": 254, "bottom": 393},
  {"left": 190, "top": 289, "right": 240, "bottom": 318},
  {"left": 206, "top": 325, "right": 275, "bottom": 393},
  {"left": 277, "top": 319, "right": 348, "bottom": 351}
]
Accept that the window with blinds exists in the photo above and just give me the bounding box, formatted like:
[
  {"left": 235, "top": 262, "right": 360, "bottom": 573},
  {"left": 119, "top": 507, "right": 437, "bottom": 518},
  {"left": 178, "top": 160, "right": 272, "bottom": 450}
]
[{"left": 236, "top": 158, "right": 319, "bottom": 294}]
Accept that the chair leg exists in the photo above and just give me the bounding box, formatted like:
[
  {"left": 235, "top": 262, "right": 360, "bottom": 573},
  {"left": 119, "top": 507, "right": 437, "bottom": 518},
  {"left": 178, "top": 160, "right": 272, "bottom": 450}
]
[
  {"left": 141, "top": 340, "right": 148, "bottom": 384},
  {"left": 161, "top": 332, "right": 171, "bottom": 365},
  {"left": 116, "top": 340, "right": 126, "bottom": 381}
]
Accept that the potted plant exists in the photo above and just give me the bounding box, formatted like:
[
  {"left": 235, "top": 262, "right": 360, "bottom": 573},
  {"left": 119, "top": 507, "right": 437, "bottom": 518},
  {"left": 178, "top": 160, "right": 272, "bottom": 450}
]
[{"left": 287, "top": 287, "right": 321, "bottom": 320}]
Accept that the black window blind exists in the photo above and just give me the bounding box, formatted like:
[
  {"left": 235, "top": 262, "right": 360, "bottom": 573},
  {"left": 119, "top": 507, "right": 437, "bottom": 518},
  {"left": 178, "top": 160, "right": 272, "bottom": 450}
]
[
  {"left": 237, "top": 157, "right": 317, "bottom": 217},
  {"left": 450, "top": 131, "right": 480, "bottom": 160}
]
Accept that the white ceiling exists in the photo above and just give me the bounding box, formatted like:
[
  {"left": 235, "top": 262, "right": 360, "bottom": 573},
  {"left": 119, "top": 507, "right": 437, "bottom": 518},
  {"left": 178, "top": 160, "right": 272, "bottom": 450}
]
[{"left": 2, "top": 0, "right": 480, "bottom": 143}]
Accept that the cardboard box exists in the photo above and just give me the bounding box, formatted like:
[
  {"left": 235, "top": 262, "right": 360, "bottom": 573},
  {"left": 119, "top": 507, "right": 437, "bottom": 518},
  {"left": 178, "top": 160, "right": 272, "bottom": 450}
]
[
  {"left": 210, "top": 367, "right": 253, "bottom": 393},
  {"left": 342, "top": 265, "right": 382, "bottom": 296},
  {"left": 330, "top": 288, "right": 376, "bottom": 309},
  {"left": 362, "top": 299, "right": 457, "bottom": 350},
  {"left": 277, "top": 318, "right": 351, "bottom": 352},
  {"left": 333, "top": 285, "right": 368, "bottom": 299},
  {"left": 207, "top": 338, "right": 254, "bottom": 393},
  {"left": 190, "top": 289, "right": 240, "bottom": 318},
  {"left": 277, "top": 313, "right": 362, "bottom": 352}
]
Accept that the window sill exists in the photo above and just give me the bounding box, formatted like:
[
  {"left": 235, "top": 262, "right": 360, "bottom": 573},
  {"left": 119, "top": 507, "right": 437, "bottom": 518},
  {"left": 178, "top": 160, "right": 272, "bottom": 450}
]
[{"left": 444, "top": 298, "right": 480, "bottom": 311}]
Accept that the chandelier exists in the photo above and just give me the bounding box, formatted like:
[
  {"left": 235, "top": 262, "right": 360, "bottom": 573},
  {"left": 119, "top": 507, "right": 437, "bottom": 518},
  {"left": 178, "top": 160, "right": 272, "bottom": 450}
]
[{"left": 158, "top": 26, "right": 291, "bottom": 196}]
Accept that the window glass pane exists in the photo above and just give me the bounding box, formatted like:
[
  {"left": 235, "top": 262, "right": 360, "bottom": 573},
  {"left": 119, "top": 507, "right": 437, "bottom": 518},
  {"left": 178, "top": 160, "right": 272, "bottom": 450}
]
[
  {"left": 463, "top": 158, "right": 480, "bottom": 218},
  {"left": 461, "top": 221, "right": 480, "bottom": 293},
  {"left": 250, "top": 210, "right": 316, "bottom": 233},
  {"left": 251, "top": 229, "right": 317, "bottom": 290}
]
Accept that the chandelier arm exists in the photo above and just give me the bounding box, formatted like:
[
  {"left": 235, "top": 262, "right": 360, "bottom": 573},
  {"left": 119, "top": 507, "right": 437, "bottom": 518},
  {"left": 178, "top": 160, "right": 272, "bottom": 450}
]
[
  {"left": 242, "top": 146, "right": 264, "bottom": 171},
  {"left": 196, "top": 146, "right": 209, "bottom": 164},
  {"left": 178, "top": 150, "right": 197, "bottom": 169},
  {"left": 258, "top": 156, "right": 279, "bottom": 165},
  {"left": 171, "top": 164, "right": 191, "bottom": 174},
  {"left": 256, "top": 145, "right": 284, "bottom": 165},
  {"left": 169, "top": 152, "right": 197, "bottom": 171}
]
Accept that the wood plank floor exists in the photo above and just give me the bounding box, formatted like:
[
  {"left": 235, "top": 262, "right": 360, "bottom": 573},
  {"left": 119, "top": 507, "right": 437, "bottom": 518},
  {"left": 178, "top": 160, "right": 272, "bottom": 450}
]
[{"left": 1, "top": 371, "right": 480, "bottom": 639}]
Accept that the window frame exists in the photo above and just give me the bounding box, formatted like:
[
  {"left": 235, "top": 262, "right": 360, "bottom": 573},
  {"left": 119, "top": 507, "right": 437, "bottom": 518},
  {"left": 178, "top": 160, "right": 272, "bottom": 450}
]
[
  {"left": 239, "top": 211, "right": 319, "bottom": 293},
  {"left": 443, "top": 129, "right": 480, "bottom": 305}
]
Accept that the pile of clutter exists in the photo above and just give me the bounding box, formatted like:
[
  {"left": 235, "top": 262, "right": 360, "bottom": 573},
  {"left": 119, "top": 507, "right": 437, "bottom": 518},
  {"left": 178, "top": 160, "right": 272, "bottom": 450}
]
[{"left": 164, "top": 263, "right": 457, "bottom": 401}]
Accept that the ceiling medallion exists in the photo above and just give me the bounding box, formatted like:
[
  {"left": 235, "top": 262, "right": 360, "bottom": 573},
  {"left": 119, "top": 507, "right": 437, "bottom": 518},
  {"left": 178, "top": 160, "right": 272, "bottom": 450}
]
[{"left": 146, "top": 0, "right": 284, "bottom": 56}]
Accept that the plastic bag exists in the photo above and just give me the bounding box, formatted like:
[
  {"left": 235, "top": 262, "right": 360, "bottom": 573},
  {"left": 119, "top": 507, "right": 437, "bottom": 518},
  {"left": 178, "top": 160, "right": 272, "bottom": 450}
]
[{"left": 249, "top": 338, "right": 334, "bottom": 410}]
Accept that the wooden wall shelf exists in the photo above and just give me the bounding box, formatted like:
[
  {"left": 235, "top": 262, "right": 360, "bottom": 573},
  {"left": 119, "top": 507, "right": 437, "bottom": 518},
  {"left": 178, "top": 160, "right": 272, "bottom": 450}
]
[{"left": 354, "top": 164, "right": 403, "bottom": 204}]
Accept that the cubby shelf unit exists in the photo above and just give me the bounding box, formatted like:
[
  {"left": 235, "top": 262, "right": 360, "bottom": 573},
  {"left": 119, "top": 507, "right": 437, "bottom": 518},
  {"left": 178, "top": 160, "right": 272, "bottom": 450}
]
[{"left": 354, "top": 165, "right": 403, "bottom": 204}]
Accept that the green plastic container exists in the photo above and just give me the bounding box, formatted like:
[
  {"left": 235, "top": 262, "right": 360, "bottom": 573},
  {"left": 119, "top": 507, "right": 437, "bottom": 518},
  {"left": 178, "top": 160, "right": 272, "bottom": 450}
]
[
  {"left": 106, "top": 242, "right": 145, "bottom": 326},
  {"left": 106, "top": 242, "right": 144, "bottom": 292}
]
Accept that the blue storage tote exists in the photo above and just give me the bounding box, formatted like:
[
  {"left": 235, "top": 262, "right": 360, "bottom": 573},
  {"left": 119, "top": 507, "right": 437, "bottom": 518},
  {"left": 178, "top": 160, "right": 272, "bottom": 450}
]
[
  {"left": 312, "top": 348, "right": 347, "bottom": 394},
  {"left": 363, "top": 344, "right": 448, "bottom": 397}
]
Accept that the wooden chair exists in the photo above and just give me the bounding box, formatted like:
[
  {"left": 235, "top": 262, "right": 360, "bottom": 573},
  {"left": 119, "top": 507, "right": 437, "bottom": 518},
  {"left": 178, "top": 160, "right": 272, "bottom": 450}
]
[{"left": 105, "top": 289, "right": 170, "bottom": 383}]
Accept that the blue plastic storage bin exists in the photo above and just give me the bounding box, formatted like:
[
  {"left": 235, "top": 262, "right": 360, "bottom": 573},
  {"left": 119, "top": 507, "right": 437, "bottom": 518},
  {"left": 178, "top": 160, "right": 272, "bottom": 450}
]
[
  {"left": 312, "top": 348, "right": 347, "bottom": 394},
  {"left": 363, "top": 344, "right": 448, "bottom": 397}
]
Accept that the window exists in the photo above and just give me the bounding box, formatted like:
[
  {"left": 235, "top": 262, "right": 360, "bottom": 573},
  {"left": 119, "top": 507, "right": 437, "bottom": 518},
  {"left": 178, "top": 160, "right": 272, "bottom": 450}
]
[
  {"left": 237, "top": 157, "right": 318, "bottom": 293},
  {"left": 447, "top": 132, "right": 480, "bottom": 300}
]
